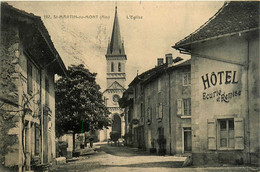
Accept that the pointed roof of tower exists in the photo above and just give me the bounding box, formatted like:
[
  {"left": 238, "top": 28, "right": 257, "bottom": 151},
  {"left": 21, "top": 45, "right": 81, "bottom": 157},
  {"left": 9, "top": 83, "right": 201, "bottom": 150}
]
[{"left": 106, "top": 6, "right": 126, "bottom": 56}]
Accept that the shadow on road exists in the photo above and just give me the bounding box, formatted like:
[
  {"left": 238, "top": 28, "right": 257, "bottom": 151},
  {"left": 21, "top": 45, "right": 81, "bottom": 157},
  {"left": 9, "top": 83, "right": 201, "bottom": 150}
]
[
  {"left": 53, "top": 161, "right": 183, "bottom": 171},
  {"left": 105, "top": 161, "right": 183, "bottom": 168}
]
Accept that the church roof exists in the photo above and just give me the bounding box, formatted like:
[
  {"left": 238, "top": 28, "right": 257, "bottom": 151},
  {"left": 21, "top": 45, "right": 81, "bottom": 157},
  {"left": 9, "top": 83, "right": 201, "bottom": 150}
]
[
  {"left": 103, "top": 81, "right": 126, "bottom": 94},
  {"left": 106, "top": 7, "right": 126, "bottom": 56}
]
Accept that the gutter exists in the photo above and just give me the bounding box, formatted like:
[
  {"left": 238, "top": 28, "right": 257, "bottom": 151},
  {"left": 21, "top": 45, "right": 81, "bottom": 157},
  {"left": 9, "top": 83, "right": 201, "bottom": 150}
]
[
  {"left": 173, "top": 27, "right": 260, "bottom": 51},
  {"left": 177, "top": 50, "right": 248, "bottom": 67}
]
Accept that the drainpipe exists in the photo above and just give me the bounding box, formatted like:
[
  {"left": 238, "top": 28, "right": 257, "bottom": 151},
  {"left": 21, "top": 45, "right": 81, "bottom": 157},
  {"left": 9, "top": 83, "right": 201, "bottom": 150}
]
[
  {"left": 246, "top": 38, "right": 251, "bottom": 164},
  {"left": 40, "top": 69, "right": 44, "bottom": 164},
  {"left": 168, "top": 71, "right": 172, "bottom": 155}
]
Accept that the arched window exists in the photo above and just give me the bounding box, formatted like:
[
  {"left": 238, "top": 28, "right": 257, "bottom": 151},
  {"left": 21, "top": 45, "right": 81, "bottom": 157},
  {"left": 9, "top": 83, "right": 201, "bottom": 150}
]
[
  {"left": 111, "top": 62, "right": 114, "bottom": 72},
  {"left": 118, "top": 62, "right": 121, "bottom": 72}
]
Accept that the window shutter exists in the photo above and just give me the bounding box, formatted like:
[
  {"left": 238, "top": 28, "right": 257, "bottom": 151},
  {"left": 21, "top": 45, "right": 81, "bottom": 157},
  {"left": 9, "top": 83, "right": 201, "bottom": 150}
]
[
  {"left": 177, "top": 99, "right": 183, "bottom": 115},
  {"left": 27, "top": 61, "right": 32, "bottom": 94},
  {"left": 155, "top": 104, "right": 158, "bottom": 119},
  {"left": 234, "top": 118, "right": 244, "bottom": 150},
  {"left": 147, "top": 108, "right": 151, "bottom": 121},
  {"left": 207, "top": 119, "right": 216, "bottom": 150},
  {"left": 159, "top": 103, "right": 163, "bottom": 119}
]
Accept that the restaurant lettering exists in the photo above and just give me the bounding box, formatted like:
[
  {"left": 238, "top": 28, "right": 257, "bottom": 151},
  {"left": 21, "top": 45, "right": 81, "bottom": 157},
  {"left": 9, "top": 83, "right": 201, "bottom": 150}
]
[{"left": 201, "top": 71, "right": 241, "bottom": 103}]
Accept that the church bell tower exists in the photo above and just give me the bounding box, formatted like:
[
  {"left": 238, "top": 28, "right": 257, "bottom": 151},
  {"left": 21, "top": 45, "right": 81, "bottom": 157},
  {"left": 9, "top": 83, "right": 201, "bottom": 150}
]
[
  {"left": 100, "top": 6, "right": 126, "bottom": 141},
  {"left": 106, "top": 6, "right": 127, "bottom": 88}
]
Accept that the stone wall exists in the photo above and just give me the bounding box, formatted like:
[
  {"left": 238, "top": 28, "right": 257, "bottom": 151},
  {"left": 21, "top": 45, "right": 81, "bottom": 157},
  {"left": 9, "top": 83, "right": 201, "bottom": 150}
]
[{"left": 0, "top": 23, "right": 21, "bottom": 167}]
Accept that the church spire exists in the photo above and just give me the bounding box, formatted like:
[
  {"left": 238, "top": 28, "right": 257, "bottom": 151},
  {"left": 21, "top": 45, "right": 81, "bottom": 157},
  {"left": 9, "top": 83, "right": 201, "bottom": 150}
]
[{"left": 106, "top": 6, "right": 125, "bottom": 56}]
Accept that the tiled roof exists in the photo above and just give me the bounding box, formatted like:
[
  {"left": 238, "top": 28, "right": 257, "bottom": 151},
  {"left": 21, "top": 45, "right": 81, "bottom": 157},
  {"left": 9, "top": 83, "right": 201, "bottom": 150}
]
[
  {"left": 128, "top": 63, "right": 167, "bottom": 87},
  {"left": 129, "top": 59, "right": 190, "bottom": 87},
  {"left": 173, "top": 1, "right": 260, "bottom": 50},
  {"left": 143, "top": 59, "right": 190, "bottom": 85}
]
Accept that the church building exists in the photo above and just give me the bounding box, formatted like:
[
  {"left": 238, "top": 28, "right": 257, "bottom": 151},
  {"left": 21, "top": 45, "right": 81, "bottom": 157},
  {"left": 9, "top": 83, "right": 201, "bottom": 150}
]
[{"left": 100, "top": 7, "right": 127, "bottom": 141}]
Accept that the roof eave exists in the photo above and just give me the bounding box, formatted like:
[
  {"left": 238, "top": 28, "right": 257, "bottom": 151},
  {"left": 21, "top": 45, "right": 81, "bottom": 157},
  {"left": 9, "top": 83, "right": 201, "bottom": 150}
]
[
  {"left": 2, "top": 3, "right": 68, "bottom": 77},
  {"left": 172, "top": 27, "right": 260, "bottom": 52}
]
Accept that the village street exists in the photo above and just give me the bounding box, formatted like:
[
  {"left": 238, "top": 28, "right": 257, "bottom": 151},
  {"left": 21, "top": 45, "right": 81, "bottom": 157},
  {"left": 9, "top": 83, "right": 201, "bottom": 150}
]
[{"left": 52, "top": 142, "right": 257, "bottom": 172}]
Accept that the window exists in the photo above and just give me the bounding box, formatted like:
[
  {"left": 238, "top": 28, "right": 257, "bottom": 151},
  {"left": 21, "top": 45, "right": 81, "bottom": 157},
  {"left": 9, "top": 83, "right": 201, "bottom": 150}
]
[
  {"left": 45, "top": 78, "right": 49, "bottom": 107},
  {"left": 135, "top": 86, "right": 138, "bottom": 98},
  {"left": 177, "top": 99, "right": 191, "bottom": 116},
  {"left": 219, "top": 119, "right": 234, "bottom": 148},
  {"left": 147, "top": 85, "right": 151, "bottom": 97},
  {"left": 141, "top": 103, "right": 143, "bottom": 117},
  {"left": 128, "top": 109, "right": 133, "bottom": 123},
  {"left": 183, "top": 72, "right": 191, "bottom": 86},
  {"left": 147, "top": 107, "right": 152, "bottom": 124},
  {"left": 158, "top": 78, "right": 162, "bottom": 93},
  {"left": 35, "top": 125, "right": 40, "bottom": 155},
  {"left": 183, "top": 98, "right": 191, "bottom": 116},
  {"left": 111, "top": 62, "right": 114, "bottom": 72},
  {"left": 207, "top": 118, "right": 244, "bottom": 150},
  {"left": 118, "top": 62, "right": 121, "bottom": 72},
  {"left": 27, "top": 61, "right": 32, "bottom": 95},
  {"left": 113, "top": 94, "right": 120, "bottom": 103}
]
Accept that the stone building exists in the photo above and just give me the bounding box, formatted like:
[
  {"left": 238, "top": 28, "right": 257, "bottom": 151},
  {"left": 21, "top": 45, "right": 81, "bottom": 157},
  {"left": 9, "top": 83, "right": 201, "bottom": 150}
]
[
  {"left": 100, "top": 7, "right": 126, "bottom": 141},
  {"left": 119, "top": 87, "right": 134, "bottom": 145},
  {"left": 0, "top": 3, "right": 67, "bottom": 171},
  {"left": 173, "top": 1, "right": 259, "bottom": 165},
  {"left": 121, "top": 54, "right": 191, "bottom": 155}
]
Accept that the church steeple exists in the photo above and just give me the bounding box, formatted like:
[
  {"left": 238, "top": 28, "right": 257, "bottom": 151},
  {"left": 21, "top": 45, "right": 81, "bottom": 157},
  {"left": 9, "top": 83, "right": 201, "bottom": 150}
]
[
  {"left": 106, "top": 6, "right": 125, "bottom": 56},
  {"left": 105, "top": 6, "right": 127, "bottom": 88}
]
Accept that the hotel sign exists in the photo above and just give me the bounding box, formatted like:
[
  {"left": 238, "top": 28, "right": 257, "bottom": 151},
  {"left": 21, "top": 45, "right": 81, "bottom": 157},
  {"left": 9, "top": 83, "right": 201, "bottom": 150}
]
[{"left": 201, "top": 70, "right": 241, "bottom": 103}]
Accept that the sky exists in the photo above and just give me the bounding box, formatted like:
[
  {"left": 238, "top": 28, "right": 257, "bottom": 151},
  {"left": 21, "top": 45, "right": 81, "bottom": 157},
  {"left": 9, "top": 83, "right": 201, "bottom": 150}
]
[{"left": 6, "top": 1, "right": 224, "bottom": 91}]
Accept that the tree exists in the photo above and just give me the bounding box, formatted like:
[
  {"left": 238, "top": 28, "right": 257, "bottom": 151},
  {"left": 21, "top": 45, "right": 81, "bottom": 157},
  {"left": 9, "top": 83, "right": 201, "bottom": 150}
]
[{"left": 55, "top": 64, "right": 111, "bottom": 150}]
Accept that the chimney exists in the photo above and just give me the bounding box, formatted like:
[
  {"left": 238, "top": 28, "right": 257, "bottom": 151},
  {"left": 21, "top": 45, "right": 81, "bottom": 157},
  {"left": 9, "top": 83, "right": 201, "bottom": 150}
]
[
  {"left": 157, "top": 58, "right": 164, "bottom": 66},
  {"left": 165, "top": 53, "right": 173, "bottom": 66}
]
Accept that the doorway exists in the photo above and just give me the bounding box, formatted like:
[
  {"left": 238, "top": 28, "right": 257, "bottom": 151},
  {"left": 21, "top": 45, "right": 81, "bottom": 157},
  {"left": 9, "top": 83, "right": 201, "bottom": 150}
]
[
  {"left": 183, "top": 127, "right": 192, "bottom": 152},
  {"left": 112, "top": 114, "right": 121, "bottom": 135}
]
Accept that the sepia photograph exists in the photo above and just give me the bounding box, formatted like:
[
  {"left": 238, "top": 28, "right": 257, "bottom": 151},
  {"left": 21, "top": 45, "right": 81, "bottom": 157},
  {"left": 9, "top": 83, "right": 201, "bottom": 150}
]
[{"left": 0, "top": 1, "right": 259, "bottom": 171}]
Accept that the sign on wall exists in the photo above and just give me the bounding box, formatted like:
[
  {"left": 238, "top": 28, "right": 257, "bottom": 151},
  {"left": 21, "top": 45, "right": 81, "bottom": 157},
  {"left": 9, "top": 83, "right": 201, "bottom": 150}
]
[{"left": 201, "top": 70, "right": 242, "bottom": 103}]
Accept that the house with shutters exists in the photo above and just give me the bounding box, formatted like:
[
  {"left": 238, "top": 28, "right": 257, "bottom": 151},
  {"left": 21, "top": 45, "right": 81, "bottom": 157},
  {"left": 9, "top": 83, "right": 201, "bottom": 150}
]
[
  {"left": 120, "top": 54, "right": 191, "bottom": 155},
  {"left": 0, "top": 3, "right": 67, "bottom": 171},
  {"left": 172, "top": 1, "right": 259, "bottom": 165}
]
